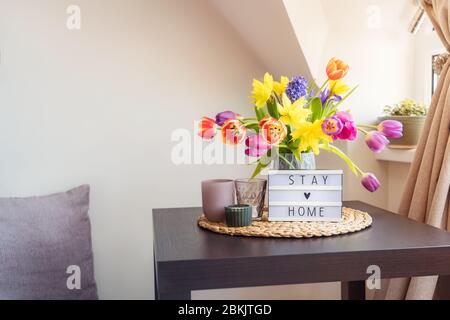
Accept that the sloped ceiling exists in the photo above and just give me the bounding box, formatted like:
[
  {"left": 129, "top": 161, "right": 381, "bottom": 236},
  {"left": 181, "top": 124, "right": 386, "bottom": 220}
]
[
  {"left": 283, "top": 0, "right": 329, "bottom": 78},
  {"left": 209, "top": 0, "right": 313, "bottom": 80}
]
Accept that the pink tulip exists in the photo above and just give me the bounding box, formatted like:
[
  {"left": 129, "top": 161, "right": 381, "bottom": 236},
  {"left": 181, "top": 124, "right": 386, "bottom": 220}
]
[
  {"left": 378, "top": 120, "right": 403, "bottom": 139},
  {"left": 245, "top": 134, "right": 271, "bottom": 157},
  {"left": 361, "top": 173, "right": 380, "bottom": 192},
  {"left": 335, "top": 111, "right": 353, "bottom": 123},
  {"left": 365, "top": 131, "right": 389, "bottom": 153},
  {"left": 333, "top": 111, "right": 357, "bottom": 141}
]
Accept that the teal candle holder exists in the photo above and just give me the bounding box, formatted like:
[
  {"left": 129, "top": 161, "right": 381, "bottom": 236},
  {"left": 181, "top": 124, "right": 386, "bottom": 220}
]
[{"left": 225, "top": 205, "right": 253, "bottom": 227}]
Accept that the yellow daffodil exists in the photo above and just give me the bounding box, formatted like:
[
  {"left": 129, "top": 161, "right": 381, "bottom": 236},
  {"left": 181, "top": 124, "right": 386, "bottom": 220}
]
[
  {"left": 277, "top": 94, "right": 310, "bottom": 127},
  {"left": 291, "top": 120, "right": 333, "bottom": 155},
  {"left": 329, "top": 80, "right": 350, "bottom": 95},
  {"left": 273, "top": 76, "right": 289, "bottom": 96},
  {"left": 252, "top": 73, "right": 274, "bottom": 109}
]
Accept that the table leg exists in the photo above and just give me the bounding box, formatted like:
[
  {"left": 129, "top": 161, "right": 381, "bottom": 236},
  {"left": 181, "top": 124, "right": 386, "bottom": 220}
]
[
  {"left": 153, "top": 250, "right": 160, "bottom": 300},
  {"left": 341, "top": 281, "right": 366, "bottom": 300}
]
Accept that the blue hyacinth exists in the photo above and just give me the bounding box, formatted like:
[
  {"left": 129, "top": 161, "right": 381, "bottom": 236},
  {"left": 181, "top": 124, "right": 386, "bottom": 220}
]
[{"left": 286, "top": 76, "right": 309, "bottom": 102}]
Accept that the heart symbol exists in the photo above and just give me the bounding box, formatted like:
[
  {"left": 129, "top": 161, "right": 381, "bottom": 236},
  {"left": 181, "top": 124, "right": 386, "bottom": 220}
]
[{"left": 304, "top": 193, "right": 311, "bottom": 200}]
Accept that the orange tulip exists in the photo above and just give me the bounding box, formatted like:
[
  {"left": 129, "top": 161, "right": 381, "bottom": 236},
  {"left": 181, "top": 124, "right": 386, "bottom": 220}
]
[
  {"left": 259, "top": 117, "right": 287, "bottom": 146},
  {"left": 326, "top": 58, "right": 349, "bottom": 81},
  {"left": 221, "top": 119, "right": 247, "bottom": 145},
  {"left": 198, "top": 117, "right": 216, "bottom": 140}
]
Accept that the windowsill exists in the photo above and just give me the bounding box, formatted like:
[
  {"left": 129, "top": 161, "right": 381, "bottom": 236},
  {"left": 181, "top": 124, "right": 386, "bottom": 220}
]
[{"left": 375, "top": 148, "right": 416, "bottom": 164}]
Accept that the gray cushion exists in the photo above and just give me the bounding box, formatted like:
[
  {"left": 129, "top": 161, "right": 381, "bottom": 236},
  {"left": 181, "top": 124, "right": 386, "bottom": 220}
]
[{"left": 0, "top": 185, "right": 98, "bottom": 300}]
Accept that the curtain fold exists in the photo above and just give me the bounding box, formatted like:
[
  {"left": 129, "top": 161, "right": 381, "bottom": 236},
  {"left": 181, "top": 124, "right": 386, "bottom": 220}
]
[{"left": 377, "top": 0, "right": 450, "bottom": 300}]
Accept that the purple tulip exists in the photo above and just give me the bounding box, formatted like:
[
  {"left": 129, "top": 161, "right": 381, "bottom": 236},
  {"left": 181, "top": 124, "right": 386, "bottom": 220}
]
[
  {"left": 216, "top": 111, "right": 238, "bottom": 126},
  {"left": 378, "top": 120, "right": 403, "bottom": 139},
  {"left": 319, "top": 89, "right": 330, "bottom": 105},
  {"left": 361, "top": 173, "right": 381, "bottom": 193},
  {"left": 365, "top": 131, "right": 389, "bottom": 153},
  {"left": 245, "top": 134, "right": 271, "bottom": 157},
  {"left": 322, "top": 116, "right": 344, "bottom": 136}
]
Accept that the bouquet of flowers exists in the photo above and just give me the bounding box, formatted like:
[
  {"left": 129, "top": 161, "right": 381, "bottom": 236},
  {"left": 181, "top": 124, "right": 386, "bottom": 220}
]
[{"left": 198, "top": 58, "right": 403, "bottom": 192}]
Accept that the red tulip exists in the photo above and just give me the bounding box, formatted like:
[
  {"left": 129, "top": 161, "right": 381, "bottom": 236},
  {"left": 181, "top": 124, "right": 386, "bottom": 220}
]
[
  {"left": 198, "top": 117, "right": 216, "bottom": 140},
  {"left": 221, "top": 119, "right": 247, "bottom": 145}
]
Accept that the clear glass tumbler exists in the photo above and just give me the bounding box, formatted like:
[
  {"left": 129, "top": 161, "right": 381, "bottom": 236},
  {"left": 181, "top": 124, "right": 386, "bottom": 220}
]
[{"left": 234, "top": 179, "right": 267, "bottom": 219}]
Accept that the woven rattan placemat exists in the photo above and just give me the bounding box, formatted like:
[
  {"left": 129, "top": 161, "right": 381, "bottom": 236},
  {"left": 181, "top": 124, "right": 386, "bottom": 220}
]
[{"left": 198, "top": 207, "right": 372, "bottom": 238}]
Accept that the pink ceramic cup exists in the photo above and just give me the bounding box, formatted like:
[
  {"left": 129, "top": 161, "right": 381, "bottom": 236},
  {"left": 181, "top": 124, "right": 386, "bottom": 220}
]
[{"left": 201, "top": 179, "right": 236, "bottom": 222}]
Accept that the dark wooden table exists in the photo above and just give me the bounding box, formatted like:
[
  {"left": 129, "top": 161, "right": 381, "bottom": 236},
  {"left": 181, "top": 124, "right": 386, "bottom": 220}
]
[{"left": 153, "top": 201, "right": 450, "bottom": 300}]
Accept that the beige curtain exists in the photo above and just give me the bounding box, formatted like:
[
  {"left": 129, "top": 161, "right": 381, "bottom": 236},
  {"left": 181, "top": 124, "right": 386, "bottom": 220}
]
[{"left": 377, "top": 0, "right": 450, "bottom": 300}]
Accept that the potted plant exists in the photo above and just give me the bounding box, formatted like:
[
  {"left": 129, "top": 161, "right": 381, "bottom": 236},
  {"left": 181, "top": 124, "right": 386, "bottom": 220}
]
[
  {"left": 197, "top": 58, "right": 404, "bottom": 192},
  {"left": 379, "top": 99, "right": 427, "bottom": 149}
]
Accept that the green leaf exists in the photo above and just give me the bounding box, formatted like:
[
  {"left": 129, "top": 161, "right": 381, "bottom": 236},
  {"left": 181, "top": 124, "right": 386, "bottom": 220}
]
[
  {"left": 260, "top": 148, "right": 275, "bottom": 166},
  {"left": 313, "top": 79, "right": 329, "bottom": 98},
  {"left": 251, "top": 161, "right": 269, "bottom": 179},
  {"left": 293, "top": 149, "right": 302, "bottom": 162},
  {"left": 245, "top": 123, "right": 260, "bottom": 134},
  {"left": 278, "top": 146, "right": 291, "bottom": 154},
  {"left": 310, "top": 97, "right": 323, "bottom": 121},
  {"left": 255, "top": 106, "right": 268, "bottom": 121},
  {"left": 267, "top": 99, "right": 280, "bottom": 119}
]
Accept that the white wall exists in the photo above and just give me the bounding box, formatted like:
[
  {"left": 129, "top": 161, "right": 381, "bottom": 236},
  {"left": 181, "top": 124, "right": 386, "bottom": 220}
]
[
  {"left": 0, "top": 0, "right": 265, "bottom": 299},
  {"left": 387, "top": 162, "right": 411, "bottom": 212}
]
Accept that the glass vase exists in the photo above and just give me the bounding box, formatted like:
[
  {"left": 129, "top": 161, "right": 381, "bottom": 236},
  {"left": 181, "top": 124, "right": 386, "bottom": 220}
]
[{"left": 274, "top": 152, "right": 316, "bottom": 170}]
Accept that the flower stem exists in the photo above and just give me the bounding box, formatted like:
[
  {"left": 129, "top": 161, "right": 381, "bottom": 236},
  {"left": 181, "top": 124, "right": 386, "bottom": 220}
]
[
  {"left": 319, "top": 144, "right": 364, "bottom": 176},
  {"left": 273, "top": 93, "right": 282, "bottom": 105},
  {"left": 357, "top": 127, "right": 370, "bottom": 135},
  {"left": 358, "top": 124, "right": 378, "bottom": 129},
  {"left": 278, "top": 153, "right": 295, "bottom": 169},
  {"left": 314, "top": 79, "right": 330, "bottom": 98}
]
